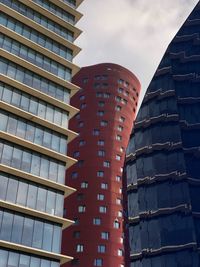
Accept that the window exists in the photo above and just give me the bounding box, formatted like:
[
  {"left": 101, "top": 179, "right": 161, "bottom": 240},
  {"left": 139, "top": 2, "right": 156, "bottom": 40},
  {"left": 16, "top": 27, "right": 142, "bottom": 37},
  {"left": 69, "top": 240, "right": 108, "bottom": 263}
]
[
  {"left": 116, "top": 155, "right": 121, "bottom": 161},
  {"left": 81, "top": 182, "right": 88, "bottom": 188},
  {"left": 120, "top": 147, "right": 124, "bottom": 152},
  {"left": 125, "top": 81, "right": 129, "bottom": 87},
  {"left": 115, "top": 105, "right": 121, "bottom": 111},
  {"left": 97, "top": 111, "right": 104, "bottom": 116},
  {"left": 98, "top": 150, "right": 105, "bottom": 157},
  {"left": 98, "top": 140, "right": 104, "bottom": 146},
  {"left": 71, "top": 172, "right": 78, "bottom": 179},
  {"left": 102, "top": 83, "right": 108, "bottom": 88},
  {"left": 75, "top": 113, "right": 80, "bottom": 119},
  {"left": 96, "top": 92, "right": 102, "bottom": 97},
  {"left": 73, "top": 231, "right": 80, "bottom": 238},
  {"left": 79, "top": 95, "right": 85, "bottom": 100},
  {"left": 98, "top": 245, "right": 106, "bottom": 253},
  {"left": 118, "top": 88, "right": 123, "bottom": 94},
  {"left": 97, "top": 194, "right": 104, "bottom": 201},
  {"left": 71, "top": 259, "right": 80, "bottom": 265},
  {"left": 118, "top": 79, "right": 123, "bottom": 84},
  {"left": 116, "top": 135, "right": 122, "bottom": 141},
  {"left": 116, "top": 96, "right": 121, "bottom": 102},
  {"left": 93, "top": 129, "right": 100, "bottom": 136},
  {"left": 103, "top": 93, "right": 110, "bottom": 98},
  {"left": 122, "top": 99, "right": 127, "bottom": 105},
  {"left": 78, "top": 205, "right": 86, "bottom": 213},
  {"left": 74, "top": 218, "right": 79, "bottom": 225},
  {"left": 78, "top": 121, "right": 84, "bottom": 127},
  {"left": 118, "top": 249, "right": 123, "bottom": 256},
  {"left": 76, "top": 244, "right": 84, "bottom": 252},
  {"left": 94, "top": 83, "right": 100, "bottom": 89},
  {"left": 83, "top": 78, "right": 88, "bottom": 83},
  {"left": 116, "top": 175, "right": 121, "bottom": 182},
  {"left": 94, "top": 259, "right": 103, "bottom": 266},
  {"left": 101, "top": 232, "right": 109, "bottom": 240},
  {"left": 77, "top": 160, "right": 84, "bottom": 167},
  {"left": 100, "top": 120, "right": 108, "bottom": 126},
  {"left": 114, "top": 221, "right": 120, "bottom": 229},
  {"left": 93, "top": 218, "right": 101, "bottom": 225},
  {"left": 124, "top": 91, "right": 129, "bottom": 96},
  {"left": 80, "top": 103, "right": 86, "bottom": 109},
  {"left": 95, "top": 75, "right": 101, "bottom": 80},
  {"left": 73, "top": 151, "right": 80, "bottom": 158},
  {"left": 118, "top": 211, "right": 123, "bottom": 217},
  {"left": 101, "top": 183, "right": 108, "bottom": 190},
  {"left": 119, "top": 188, "right": 122, "bottom": 194},
  {"left": 117, "top": 126, "right": 123, "bottom": 132},
  {"left": 99, "top": 206, "right": 107, "bottom": 213},
  {"left": 97, "top": 171, "right": 104, "bottom": 177},
  {"left": 79, "top": 140, "right": 85, "bottom": 146},
  {"left": 116, "top": 198, "right": 121, "bottom": 205},
  {"left": 77, "top": 193, "right": 84, "bottom": 201},
  {"left": 103, "top": 161, "right": 110, "bottom": 167},
  {"left": 98, "top": 101, "right": 105, "bottom": 107},
  {"left": 119, "top": 116, "right": 125, "bottom": 123}
]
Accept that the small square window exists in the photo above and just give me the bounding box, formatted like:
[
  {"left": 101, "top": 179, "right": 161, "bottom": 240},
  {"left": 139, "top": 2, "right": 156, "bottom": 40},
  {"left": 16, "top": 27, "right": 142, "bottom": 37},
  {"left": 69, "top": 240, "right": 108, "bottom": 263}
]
[
  {"left": 98, "top": 150, "right": 105, "bottom": 157},
  {"left": 94, "top": 258, "right": 103, "bottom": 266},
  {"left": 103, "top": 93, "right": 110, "bottom": 98},
  {"left": 78, "top": 121, "right": 84, "bottom": 127},
  {"left": 83, "top": 78, "right": 88, "bottom": 84},
  {"left": 115, "top": 105, "right": 121, "bottom": 111},
  {"left": 119, "top": 116, "right": 125, "bottom": 123},
  {"left": 100, "top": 120, "right": 108, "bottom": 126},
  {"left": 93, "top": 129, "right": 100, "bottom": 136},
  {"left": 97, "top": 111, "right": 104, "bottom": 116},
  {"left": 118, "top": 249, "right": 123, "bottom": 256},
  {"left": 116, "top": 135, "right": 122, "bottom": 141},
  {"left": 101, "top": 183, "right": 108, "bottom": 189},
  {"left": 98, "top": 140, "right": 105, "bottom": 146},
  {"left": 117, "top": 126, "right": 123, "bottom": 132},
  {"left": 94, "top": 83, "right": 100, "bottom": 89},
  {"left": 99, "top": 206, "right": 107, "bottom": 213},
  {"left": 116, "top": 175, "right": 121, "bottom": 182},
  {"left": 73, "top": 231, "right": 80, "bottom": 238},
  {"left": 81, "top": 182, "right": 88, "bottom": 188},
  {"left": 116, "top": 198, "right": 121, "bottom": 205},
  {"left": 76, "top": 244, "right": 84, "bottom": 252},
  {"left": 96, "top": 92, "right": 102, "bottom": 97},
  {"left": 103, "top": 161, "right": 110, "bottom": 167},
  {"left": 93, "top": 218, "right": 101, "bottom": 225},
  {"left": 97, "top": 171, "right": 104, "bottom": 177},
  {"left": 79, "top": 140, "right": 85, "bottom": 146},
  {"left": 79, "top": 95, "right": 85, "bottom": 100},
  {"left": 98, "top": 101, "right": 105, "bottom": 107},
  {"left": 114, "top": 220, "right": 120, "bottom": 229},
  {"left": 118, "top": 88, "right": 123, "bottom": 93},
  {"left": 98, "top": 245, "right": 106, "bottom": 253},
  {"left": 78, "top": 205, "right": 86, "bottom": 213},
  {"left": 73, "top": 151, "right": 80, "bottom": 158},
  {"left": 116, "top": 154, "right": 121, "bottom": 161},
  {"left": 71, "top": 172, "right": 78, "bottom": 178},
  {"left": 118, "top": 211, "right": 123, "bottom": 217},
  {"left": 118, "top": 79, "right": 123, "bottom": 85},
  {"left": 101, "top": 232, "right": 109, "bottom": 240},
  {"left": 81, "top": 103, "right": 86, "bottom": 109},
  {"left": 97, "top": 194, "right": 104, "bottom": 201}
]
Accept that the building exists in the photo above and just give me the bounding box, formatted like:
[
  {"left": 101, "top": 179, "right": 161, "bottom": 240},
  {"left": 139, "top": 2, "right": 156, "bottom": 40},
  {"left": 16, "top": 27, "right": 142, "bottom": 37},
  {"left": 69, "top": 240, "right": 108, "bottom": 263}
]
[
  {"left": 126, "top": 1, "right": 200, "bottom": 266},
  {"left": 62, "top": 63, "right": 141, "bottom": 267},
  {"left": 0, "top": 0, "right": 83, "bottom": 266}
]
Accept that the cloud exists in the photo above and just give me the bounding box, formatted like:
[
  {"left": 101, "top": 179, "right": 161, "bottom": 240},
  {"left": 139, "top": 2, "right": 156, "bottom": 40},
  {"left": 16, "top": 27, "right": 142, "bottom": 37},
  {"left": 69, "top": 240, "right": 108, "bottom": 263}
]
[{"left": 75, "top": 0, "right": 199, "bottom": 105}]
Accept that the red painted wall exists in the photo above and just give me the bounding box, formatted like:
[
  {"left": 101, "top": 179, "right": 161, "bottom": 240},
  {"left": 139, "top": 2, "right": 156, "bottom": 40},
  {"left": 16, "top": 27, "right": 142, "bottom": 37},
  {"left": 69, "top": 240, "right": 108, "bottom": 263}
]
[{"left": 62, "top": 63, "right": 140, "bottom": 267}]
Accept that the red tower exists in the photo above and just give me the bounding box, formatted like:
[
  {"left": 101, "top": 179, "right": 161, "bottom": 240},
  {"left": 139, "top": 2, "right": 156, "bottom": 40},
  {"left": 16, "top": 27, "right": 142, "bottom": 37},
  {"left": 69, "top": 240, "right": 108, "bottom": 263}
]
[{"left": 62, "top": 63, "right": 140, "bottom": 267}]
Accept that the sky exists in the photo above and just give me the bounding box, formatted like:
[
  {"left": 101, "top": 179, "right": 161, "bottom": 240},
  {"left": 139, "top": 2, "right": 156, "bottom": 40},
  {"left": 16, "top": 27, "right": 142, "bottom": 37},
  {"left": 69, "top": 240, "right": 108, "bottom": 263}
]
[{"left": 74, "top": 0, "right": 199, "bottom": 106}]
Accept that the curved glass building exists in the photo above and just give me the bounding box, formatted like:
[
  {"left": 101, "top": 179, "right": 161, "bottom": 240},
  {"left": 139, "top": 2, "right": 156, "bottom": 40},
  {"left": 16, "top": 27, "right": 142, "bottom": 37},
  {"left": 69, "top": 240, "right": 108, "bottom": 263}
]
[
  {"left": 0, "top": 0, "right": 83, "bottom": 266},
  {"left": 126, "top": 2, "right": 200, "bottom": 266}
]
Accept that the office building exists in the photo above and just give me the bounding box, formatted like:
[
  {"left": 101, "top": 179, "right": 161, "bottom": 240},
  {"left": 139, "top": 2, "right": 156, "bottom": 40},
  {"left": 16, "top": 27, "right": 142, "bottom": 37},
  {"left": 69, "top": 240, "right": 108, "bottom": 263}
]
[
  {"left": 126, "top": 1, "right": 200, "bottom": 266},
  {"left": 0, "top": 0, "right": 83, "bottom": 266},
  {"left": 62, "top": 63, "right": 140, "bottom": 267}
]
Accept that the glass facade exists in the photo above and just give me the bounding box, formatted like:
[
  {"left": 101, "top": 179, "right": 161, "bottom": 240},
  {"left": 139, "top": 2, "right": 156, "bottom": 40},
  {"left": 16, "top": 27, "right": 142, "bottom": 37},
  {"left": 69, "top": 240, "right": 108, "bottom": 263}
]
[
  {"left": 0, "top": 0, "right": 82, "bottom": 265},
  {"left": 126, "top": 2, "right": 200, "bottom": 266}
]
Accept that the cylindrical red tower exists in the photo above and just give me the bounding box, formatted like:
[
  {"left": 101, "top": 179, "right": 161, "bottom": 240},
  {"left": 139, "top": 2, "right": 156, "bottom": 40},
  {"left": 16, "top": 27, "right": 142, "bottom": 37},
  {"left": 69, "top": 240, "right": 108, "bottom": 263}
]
[{"left": 62, "top": 63, "right": 140, "bottom": 267}]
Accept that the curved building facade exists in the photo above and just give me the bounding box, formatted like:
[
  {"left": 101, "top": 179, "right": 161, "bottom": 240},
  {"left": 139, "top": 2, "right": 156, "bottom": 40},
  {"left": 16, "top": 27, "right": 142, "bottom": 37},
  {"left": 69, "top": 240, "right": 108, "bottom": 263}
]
[
  {"left": 126, "top": 2, "right": 200, "bottom": 266},
  {"left": 0, "top": 0, "right": 83, "bottom": 266},
  {"left": 62, "top": 63, "right": 140, "bottom": 267}
]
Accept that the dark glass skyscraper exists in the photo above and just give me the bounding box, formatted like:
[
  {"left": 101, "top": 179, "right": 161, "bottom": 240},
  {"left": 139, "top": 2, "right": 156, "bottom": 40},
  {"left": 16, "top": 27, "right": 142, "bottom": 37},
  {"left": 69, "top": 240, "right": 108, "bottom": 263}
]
[
  {"left": 126, "top": 1, "right": 200, "bottom": 266},
  {"left": 0, "top": 0, "right": 83, "bottom": 266}
]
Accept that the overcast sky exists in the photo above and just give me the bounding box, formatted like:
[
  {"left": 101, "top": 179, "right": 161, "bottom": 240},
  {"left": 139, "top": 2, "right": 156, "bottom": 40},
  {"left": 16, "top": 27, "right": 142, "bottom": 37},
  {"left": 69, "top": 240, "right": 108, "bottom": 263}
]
[{"left": 74, "top": 0, "right": 199, "bottom": 105}]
